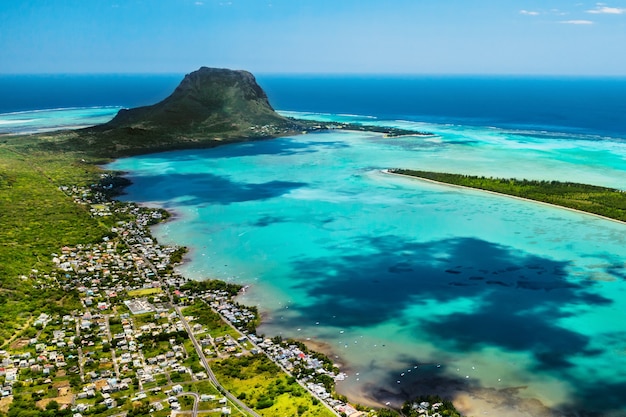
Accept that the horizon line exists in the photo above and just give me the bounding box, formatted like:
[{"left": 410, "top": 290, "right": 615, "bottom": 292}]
[{"left": 1, "top": 71, "right": 626, "bottom": 79}]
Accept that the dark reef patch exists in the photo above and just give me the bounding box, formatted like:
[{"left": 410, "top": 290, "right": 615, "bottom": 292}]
[
  {"left": 123, "top": 172, "right": 306, "bottom": 206},
  {"left": 272, "top": 234, "right": 623, "bottom": 414}
]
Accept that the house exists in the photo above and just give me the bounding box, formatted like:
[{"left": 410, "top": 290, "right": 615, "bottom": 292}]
[{"left": 172, "top": 384, "right": 183, "bottom": 394}]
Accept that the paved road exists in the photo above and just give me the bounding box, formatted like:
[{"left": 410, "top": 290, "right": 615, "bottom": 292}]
[
  {"left": 176, "top": 391, "right": 199, "bottom": 416},
  {"left": 206, "top": 301, "right": 342, "bottom": 417},
  {"left": 122, "top": 236, "right": 260, "bottom": 417},
  {"left": 103, "top": 314, "right": 120, "bottom": 378},
  {"left": 175, "top": 305, "right": 259, "bottom": 417}
]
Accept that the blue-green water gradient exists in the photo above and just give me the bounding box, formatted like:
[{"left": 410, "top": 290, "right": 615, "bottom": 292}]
[{"left": 107, "top": 115, "right": 626, "bottom": 415}]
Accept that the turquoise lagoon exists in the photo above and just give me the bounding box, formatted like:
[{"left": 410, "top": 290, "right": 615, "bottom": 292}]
[
  {"left": 108, "top": 114, "right": 626, "bottom": 415},
  {"left": 0, "top": 106, "right": 121, "bottom": 135}
]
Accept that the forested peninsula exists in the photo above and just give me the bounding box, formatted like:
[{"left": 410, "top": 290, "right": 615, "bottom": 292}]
[{"left": 388, "top": 169, "right": 626, "bottom": 223}]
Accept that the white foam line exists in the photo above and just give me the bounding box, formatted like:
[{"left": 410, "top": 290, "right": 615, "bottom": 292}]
[
  {"left": 0, "top": 106, "right": 123, "bottom": 117},
  {"left": 0, "top": 119, "right": 35, "bottom": 125}
]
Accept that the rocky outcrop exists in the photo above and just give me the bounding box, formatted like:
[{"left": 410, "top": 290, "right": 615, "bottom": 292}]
[
  {"left": 80, "top": 67, "right": 304, "bottom": 157},
  {"left": 102, "top": 67, "right": 288, "bottom": 131}
]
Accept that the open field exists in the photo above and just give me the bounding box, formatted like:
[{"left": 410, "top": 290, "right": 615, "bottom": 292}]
[
  {"left": 0, "top": 142, "right": 108, "bottom": 345},
  {"left": 127, "top": 287, "right": 162, "bottom": 297},
  {"left": 211, "top": 354, "right": 336, "bottom": 417}
]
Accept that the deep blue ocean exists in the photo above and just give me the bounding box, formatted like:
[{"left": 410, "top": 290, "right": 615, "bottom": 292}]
[{"left": 1, "top": 74, "right": 625, "bottom": 137}]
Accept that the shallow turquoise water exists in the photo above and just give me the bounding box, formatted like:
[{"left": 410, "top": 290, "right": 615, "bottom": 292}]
[
  {"left": 0, "top": 106, "right": 121, "bottom": 134},
  {"left": 107, "top": 116, "right": 626, "bottom": 414}
]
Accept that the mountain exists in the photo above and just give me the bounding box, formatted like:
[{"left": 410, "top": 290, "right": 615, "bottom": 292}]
[{"left": 76, "top": 67, "right": 305, "bottom": 157}]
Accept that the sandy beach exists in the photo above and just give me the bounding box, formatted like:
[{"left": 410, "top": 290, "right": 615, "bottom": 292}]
[
  {"left": 301, "top": 336, "right": 566, "bottom": 417},
  {"left": 343, "top": 369, "right": 559, "bottom": 417},
  {"left": 383, "top": 169, "right": 626, "bottom": 227}
]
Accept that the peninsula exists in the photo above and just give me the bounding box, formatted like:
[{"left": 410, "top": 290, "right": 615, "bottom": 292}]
[
  {"left": 30, "top": 67, "right": 431, "bottom": 159},
  {"left": 388, "top": 169, "right": 626, "bottom": 223}
]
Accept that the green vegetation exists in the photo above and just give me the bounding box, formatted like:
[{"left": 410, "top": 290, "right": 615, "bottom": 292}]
[
  {"left": 211, "top": 355, "right": 335, "bottom": 417},
  {"left": 376, "top": 410, "right": 399, "bottom": 417},
  {"left": 0, "top": 147, "right": 107, "bottom": 345},
  {"left": 182, "top": 302, "right": 240, "bottom": 339},
  {"left": 126, "top": 287, "right": 162, "bottom": 297},
  {"left": 181, "top": 279, "right": 243, "bottom": 297},
  {"left": 5, "top": 396, "right": 73, "bottom": 417},
  {"left": 0, "top": 70, "right": 401, "bottom": 417},
  {"left": 402, "top": 395, "right": 463, "bottom": 417},
  {"left": 169, "top": 246, "right": 187, "bottom": 264},
  {"left": 297, "top": 119, "right": 433, "bottom": 137},
  {"left": 29, "top": 68, "right": 309, "bottom": 159},
  {"left": 390, "top": 169, "right": 626, "bottom": 222}
]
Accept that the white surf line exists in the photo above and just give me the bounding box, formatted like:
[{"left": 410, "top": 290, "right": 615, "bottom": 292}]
[{"left": 381, "top": 169, "right": 626, "bottom": 227}]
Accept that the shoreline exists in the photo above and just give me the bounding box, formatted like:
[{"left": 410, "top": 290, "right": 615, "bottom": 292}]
[
  {"left": 300, "top": 338, "right": 350, "bottom": 373},
  {"left": 107, "top": 157, "right": 619, "bottom": 417},
  {"left": 382, "top": 169, "right": 626, "bottom": 227},
  {"left": 126, "top": 167, "right": 596, "bottom": 417},
  {"left": 298, "top": 337, "right": 557, "bottom": 416},
  {"left": 303, "top": 338, "right": 562, "bottom": 417}
]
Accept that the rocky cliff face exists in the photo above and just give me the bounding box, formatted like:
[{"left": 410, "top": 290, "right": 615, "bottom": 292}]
[
  {"left": 82, "top": 67, "right": 304, "bottom": 156},
  {"left": 104, "top": 67, "right": 286, "bottom": 130}
]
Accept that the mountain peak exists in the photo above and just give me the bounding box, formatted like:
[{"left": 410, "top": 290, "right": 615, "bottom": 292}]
[
  {"left": 103, "top": 67, "right": 285, "bottom": 130},
  {"left": 81, "top": 67, "right": 304, "bottom": 156}
]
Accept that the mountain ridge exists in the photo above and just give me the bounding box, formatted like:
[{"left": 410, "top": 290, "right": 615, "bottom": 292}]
[
  {"left": 75, "top": 67, "right": 305, "bottom": 157},
  {"left": 100, "top": 67, "right": 285, "bottom": 130}
]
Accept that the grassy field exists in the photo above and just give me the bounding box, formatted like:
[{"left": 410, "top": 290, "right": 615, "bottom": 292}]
[
  {"left": 0, "top": 143, "right": 108, "bottom": 345},
  {"left": 127, "top": 287, "right": 162, "bottom": 297},
  {"left": 182, "top": 302, "right": 240, "bottom": 340},
  {"left": 390, "top": 169, "right": 626, "bottom": 222},
  {"left": 211, "top": 355, "right": 335, "bottom": 417}
]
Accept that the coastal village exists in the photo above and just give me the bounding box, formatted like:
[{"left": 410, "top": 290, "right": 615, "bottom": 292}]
[{"left": 0, "top": 174, "right": 373, "bottom": 417}]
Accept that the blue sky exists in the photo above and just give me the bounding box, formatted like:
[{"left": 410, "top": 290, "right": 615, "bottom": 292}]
[{"left": 1, "top": 0, "right": 625, "bottom": 75}]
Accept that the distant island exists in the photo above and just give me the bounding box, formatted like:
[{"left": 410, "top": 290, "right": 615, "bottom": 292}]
[
  {"left": 292, "top": 119, "right": 434, "bottom": 138},
  {"left": 388, "top": 168, "right": 626, "bottom": 223},
  {"left": 32, "top": 67, "right": 431, "bottom": 159}
]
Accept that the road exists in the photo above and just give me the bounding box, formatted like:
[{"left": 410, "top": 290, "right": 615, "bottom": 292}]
[
  {"left": 206, "top": 301, "right": 342, "bottom": 417},
  {"left": 175, "top": 305, "right": 259, "bottom": 417},
  {"left": 122, "top": 236, "right": 260, "bottom": 417},
  {"left": 103, "top": 314, "right": 120, "bottom": 378},
  {"left": 175, "top": 391, "right": 199, "bottom": 416}
]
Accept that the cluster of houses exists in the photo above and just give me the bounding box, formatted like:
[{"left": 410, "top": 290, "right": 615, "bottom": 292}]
[
  {"left": 187, "top": 289, "right": 363, "bottom": 416},
  {"left": 405, "top": 401, "right": 446, "bottom": 417},
  {"left": 1, "top": 314, "right": 78, "bottom": 390},
  {"left": 258, "top": 339, "right": 360, "bottom": 416},
  {"left": 0, "top": 179, "right": 382, "bottom": 417}
]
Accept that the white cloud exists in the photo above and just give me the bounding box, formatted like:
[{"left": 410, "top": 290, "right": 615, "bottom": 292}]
[
  {"left": 194, "top": 1, "right": 203, "bottom": 5},
  {"left": 550, "top": 9, "right": 568, "bottom": 16},
  {"left": 586, "top": 4, "right": 626, "bottom": 14},
  {"left": 520, "top": 10, "right": 540, "bottom": 16},
  {"left": 560, "top": 19, "right": 595, "bottom": 24}
]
